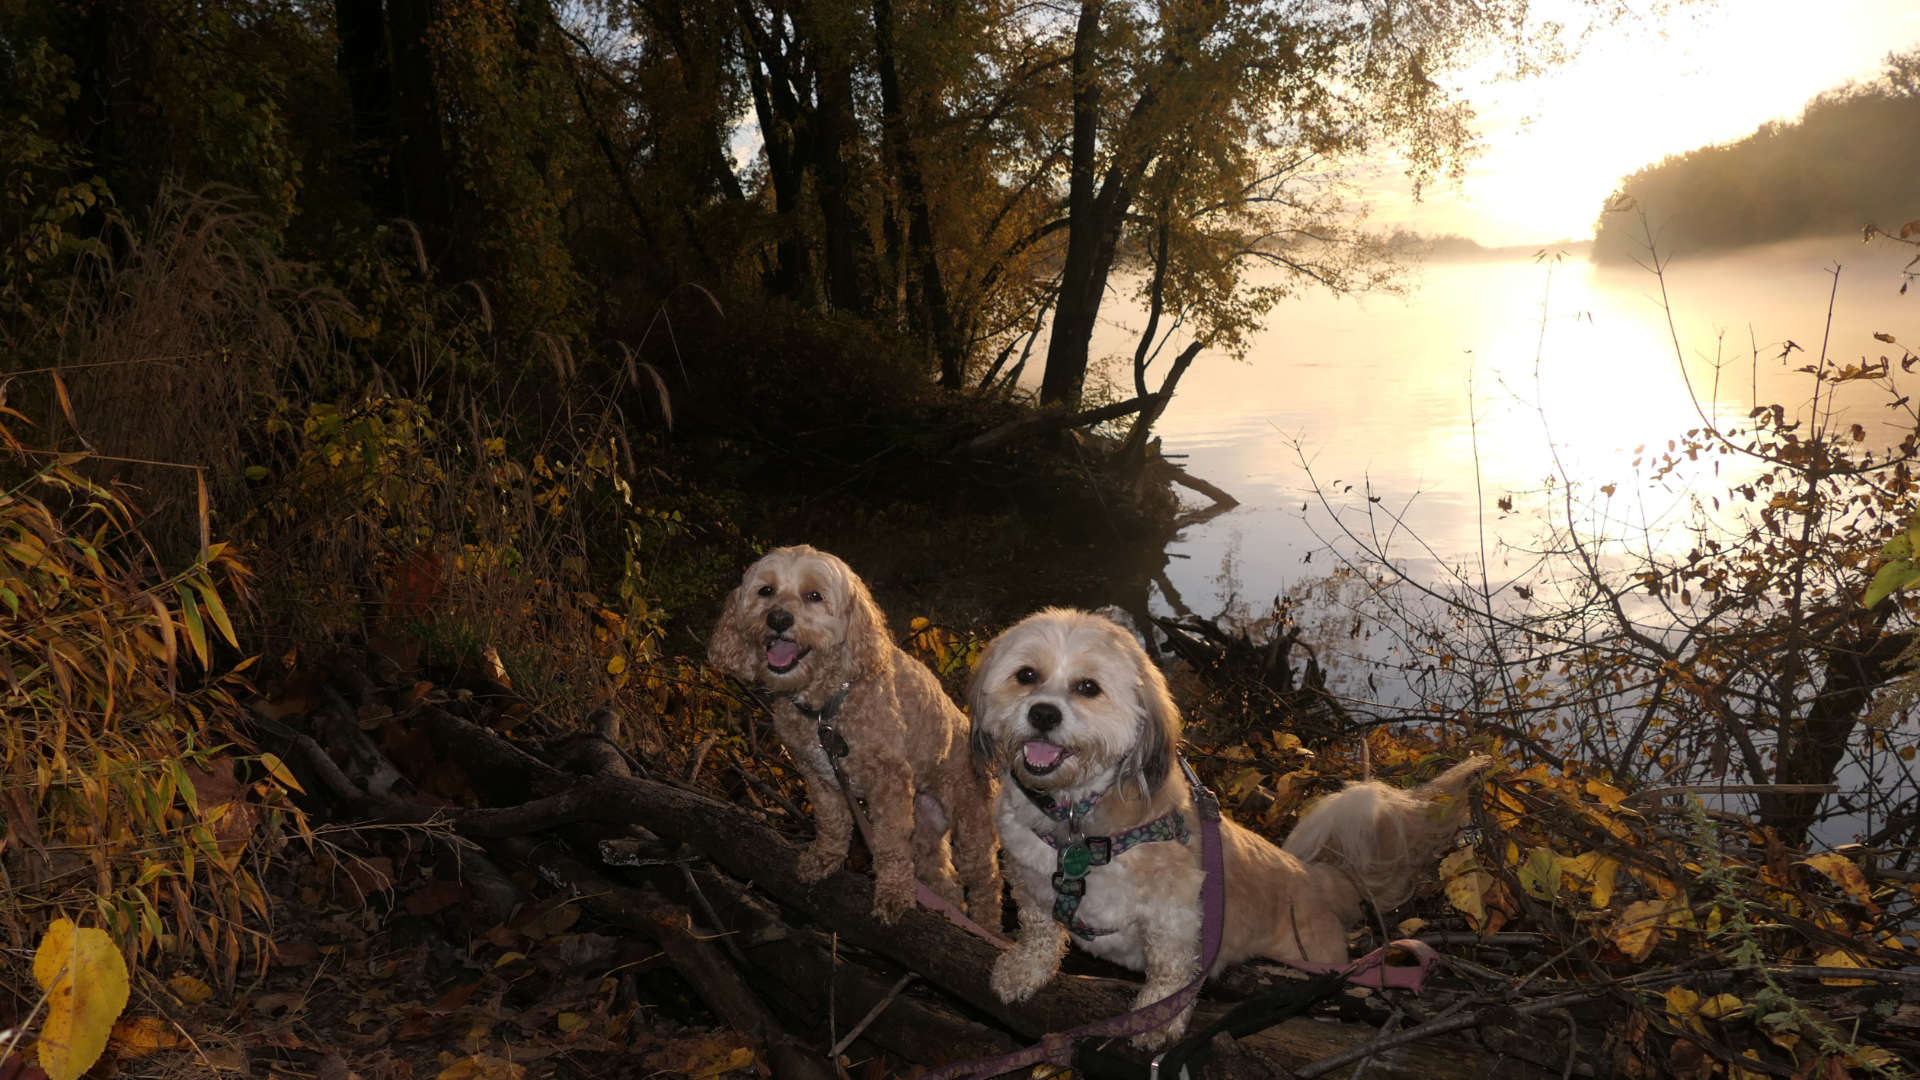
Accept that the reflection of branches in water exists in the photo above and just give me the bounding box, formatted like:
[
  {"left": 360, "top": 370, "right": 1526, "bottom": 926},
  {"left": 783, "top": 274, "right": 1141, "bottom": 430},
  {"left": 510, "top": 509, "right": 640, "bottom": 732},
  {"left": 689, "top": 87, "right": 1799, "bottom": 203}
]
[{"left": 1255, "top": 226, "right": 1920, "bottom": 848}]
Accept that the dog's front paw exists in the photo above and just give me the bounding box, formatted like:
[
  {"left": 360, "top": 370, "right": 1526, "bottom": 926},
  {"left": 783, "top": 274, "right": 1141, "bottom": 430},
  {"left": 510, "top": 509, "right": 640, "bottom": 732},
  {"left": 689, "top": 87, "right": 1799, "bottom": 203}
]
[
  {"left": 990, "top": 946, "right": 1056, "bottom": 1003},
  {"left": 1129, "top": 1024, "right": 1180, "bottom": 1052},
  {"left": 795, "top": 842, "right": 843, "bottom": 884},
  {"left": 871, "top": 874, "right": 915, "bottom": 923},
  {"left": 1125, "top": 991, "right": 1193, "bottom": 1050}
]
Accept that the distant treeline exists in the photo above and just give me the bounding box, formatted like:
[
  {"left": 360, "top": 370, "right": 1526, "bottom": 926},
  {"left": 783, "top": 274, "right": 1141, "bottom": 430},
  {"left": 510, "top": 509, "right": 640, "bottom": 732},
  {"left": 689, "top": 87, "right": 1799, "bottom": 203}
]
[{"left": 1592, "top": 49, "right": 1920, "bottom": 262}]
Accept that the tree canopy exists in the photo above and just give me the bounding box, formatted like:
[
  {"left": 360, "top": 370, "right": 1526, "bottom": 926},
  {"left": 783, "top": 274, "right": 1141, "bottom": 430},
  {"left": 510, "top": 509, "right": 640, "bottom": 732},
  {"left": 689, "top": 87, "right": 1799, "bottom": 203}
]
[{"left": 3, "top": 0, "right": 1659, "bottom": 414}]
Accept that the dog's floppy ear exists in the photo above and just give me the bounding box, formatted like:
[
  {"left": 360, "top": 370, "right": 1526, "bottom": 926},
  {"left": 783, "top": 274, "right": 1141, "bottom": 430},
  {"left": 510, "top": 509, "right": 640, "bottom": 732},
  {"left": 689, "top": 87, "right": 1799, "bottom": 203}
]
[
  {"left": 837, "top": 558, "right": 892, "bottom": 680},
  {"left": 1122, "top": 635, "right": 1179, "bottom": 797},
  {"left": 706, "top": 569, "right": 761, "bottom": 680},
  {"left": 965, "top": 630, "right": 1006, "bottom": 765}
]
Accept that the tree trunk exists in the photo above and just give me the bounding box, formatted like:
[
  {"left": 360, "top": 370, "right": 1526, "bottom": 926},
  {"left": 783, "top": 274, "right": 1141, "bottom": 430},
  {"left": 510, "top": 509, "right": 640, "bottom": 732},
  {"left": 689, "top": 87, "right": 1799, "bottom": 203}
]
[
  {"left": 386, "top": 0, "right": 455, "bottom": 249},
  {"left": 335, "top": 0, "right": 396, "bottom": 210},
  {"left": 1761, "top": 617, "right": 1911, "bottom": 843},
  {"left": 873, "top": 0, "right": 965, "bottom": 386},
  {"left": 737, "top": 0, "right": 813, "bottom": 302},
  {"left": 809, "top": 44, "right": 870, "bottom": 315},
  {"left": 1040, "top": 0, "right": 1107, "bottom": 408}
]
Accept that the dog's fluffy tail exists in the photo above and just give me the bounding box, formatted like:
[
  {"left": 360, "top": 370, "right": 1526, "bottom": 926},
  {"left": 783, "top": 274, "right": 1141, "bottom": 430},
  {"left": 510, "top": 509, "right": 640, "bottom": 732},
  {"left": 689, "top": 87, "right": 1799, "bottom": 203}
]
[{"left": 1281, "top": 756, "right": 1491, "bottom": 911}]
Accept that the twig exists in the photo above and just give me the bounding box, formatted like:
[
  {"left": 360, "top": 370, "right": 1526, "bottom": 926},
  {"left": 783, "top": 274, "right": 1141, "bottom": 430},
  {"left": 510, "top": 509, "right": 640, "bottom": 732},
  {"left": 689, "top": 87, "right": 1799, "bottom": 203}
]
[
  {"left": 1625, "top": 783, "right": 1840, "bottom": 806},
  {"left": 830, "top": 973, "right": 915, "bottom": 1058},
  {"left": 687, "top": 734, "right": 719, "bottom": 784},
  {"left": 1347, "top": 1004, "right": 1404, "bottom": 1080}
]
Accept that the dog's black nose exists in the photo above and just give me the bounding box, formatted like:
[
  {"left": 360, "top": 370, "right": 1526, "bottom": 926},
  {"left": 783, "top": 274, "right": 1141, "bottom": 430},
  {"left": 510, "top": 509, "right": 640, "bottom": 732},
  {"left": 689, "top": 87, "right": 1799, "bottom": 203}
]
[
  {"left": 1027, "top": 702, "right": 1062, "bottom": 731},
  {"left": 766, "top": 608, "right": 794, "bottom": 633}
]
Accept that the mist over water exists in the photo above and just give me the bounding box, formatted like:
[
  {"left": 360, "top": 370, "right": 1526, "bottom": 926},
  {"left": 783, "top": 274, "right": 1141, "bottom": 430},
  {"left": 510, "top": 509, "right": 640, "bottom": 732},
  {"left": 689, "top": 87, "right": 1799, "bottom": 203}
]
[{"left": 1090, "top": 235, "right": 1917, "bottom": 651}]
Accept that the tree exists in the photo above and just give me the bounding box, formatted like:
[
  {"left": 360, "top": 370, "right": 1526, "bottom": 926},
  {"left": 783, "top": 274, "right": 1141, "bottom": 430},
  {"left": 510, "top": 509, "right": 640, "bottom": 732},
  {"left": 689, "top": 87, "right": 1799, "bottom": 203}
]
[{"left": 970, "top": 0, "right": 1619, "bottom": 410}]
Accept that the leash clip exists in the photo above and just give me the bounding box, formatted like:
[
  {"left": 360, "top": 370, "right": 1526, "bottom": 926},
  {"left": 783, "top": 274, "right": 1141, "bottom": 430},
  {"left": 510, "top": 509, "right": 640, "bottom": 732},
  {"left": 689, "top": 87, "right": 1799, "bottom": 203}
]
[
  {"left": 1148, "top": 1048, "right": 1190, "bottom": 1080},
  {"left": 1180, "top": 755, "right": 1222, "bottom": 823}
]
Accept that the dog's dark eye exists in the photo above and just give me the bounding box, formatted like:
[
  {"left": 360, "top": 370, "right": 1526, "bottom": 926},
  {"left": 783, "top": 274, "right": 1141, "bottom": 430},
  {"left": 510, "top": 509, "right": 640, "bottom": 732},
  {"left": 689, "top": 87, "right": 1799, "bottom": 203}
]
[
  {"left": 804, "top": 590, "right": 823, "bottom": 603},
  {"left": 756, "top": 584, "right": 774, "bottom": 597},
  {"left": 1014, "top": 666, "right": 1038, "bottom": 685},
  {"left": 1073, "top": 678, "right": 1102, "bottom": 698}
]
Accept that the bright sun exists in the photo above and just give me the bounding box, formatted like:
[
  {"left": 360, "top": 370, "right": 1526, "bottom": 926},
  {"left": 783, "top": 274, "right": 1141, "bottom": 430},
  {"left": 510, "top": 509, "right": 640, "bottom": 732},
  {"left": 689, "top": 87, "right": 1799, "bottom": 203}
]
[{"left": 1373, "top": 0, "right": 1920, "bottom": 246}]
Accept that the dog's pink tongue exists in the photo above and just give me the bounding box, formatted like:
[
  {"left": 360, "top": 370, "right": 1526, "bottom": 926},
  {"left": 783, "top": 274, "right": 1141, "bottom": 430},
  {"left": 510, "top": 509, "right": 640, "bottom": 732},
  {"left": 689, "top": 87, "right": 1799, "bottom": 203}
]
[
  {"left": 1023, "top": 741, "right": 1064, "bottom": 768},
  {"left": 767, "top": 639, "right": 800, "bottom": 668}
]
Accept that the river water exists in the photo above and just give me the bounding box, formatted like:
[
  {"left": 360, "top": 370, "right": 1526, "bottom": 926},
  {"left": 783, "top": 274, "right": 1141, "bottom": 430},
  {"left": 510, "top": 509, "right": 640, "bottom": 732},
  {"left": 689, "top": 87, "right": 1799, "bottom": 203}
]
[{"left": 1088, "top": 234, "right": 1917, "bottom": 649}]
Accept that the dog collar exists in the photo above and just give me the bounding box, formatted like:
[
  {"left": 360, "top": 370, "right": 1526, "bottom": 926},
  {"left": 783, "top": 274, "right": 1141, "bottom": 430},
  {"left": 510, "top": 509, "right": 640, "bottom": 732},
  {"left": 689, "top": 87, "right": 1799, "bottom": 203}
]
[
  {"left": 791, "top": 681, "right": 853, "bottom": 727},
  {"left": 1012, "top": 777, "right": 1105, "bottom": 822},
  {"left": 1041, "top": 803, "right": 1191, "bottom": 940}
]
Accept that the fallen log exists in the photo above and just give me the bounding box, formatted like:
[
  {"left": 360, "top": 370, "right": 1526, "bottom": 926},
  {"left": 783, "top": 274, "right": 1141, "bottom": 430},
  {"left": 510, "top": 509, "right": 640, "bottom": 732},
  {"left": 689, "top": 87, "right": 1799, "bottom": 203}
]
[
  {"left": 263, "top": 660, "right": 1568, "bottom": 1076},
  {"left": 495, "top": 835, "right": 839, "bottom": 1080},
  {"left": 379, "top": 702, "right": 1546, "bottom": 1078}
]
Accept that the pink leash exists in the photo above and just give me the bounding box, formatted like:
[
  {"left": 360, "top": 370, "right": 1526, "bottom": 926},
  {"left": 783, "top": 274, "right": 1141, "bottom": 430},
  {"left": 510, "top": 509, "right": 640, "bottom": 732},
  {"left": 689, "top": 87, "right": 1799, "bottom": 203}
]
[{"left": 924, "top": 759, "right": 1442, "bottom": 1080}]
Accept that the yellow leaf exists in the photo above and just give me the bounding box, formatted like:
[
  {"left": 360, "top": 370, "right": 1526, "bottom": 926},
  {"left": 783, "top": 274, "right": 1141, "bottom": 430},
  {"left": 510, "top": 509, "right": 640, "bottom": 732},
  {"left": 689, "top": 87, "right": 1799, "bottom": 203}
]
[
  {"left": 1799, "top": 852, "right": 1877, "bottom": 908},
  {"left": 1610, "top": 900, "right": 1666, "bottom": 962},
  {"left": 179, "top": 587, "right": 209, "bottom": 665},
  {"left": 1493, "top": 787, "right": 1525, "bottom": 829},
  {"left": 606, "top": 654, "right": 627, "bottom": 675},
  {"left": 1814, "top": 948, "right": 1868, "bottom": 986},
  {"left": 688, "top": 1046, "right": 754, "bottom": 1079},
  {"left": 1440, "top": 848, "right": 1493, "bottom": 930},
  {"left": 191, "top": 577, "right": 238, "bottom": 648},
  {"left": 109, "top": 1016, "right": 185, "bottom": 1057},
  {"left": 34, "top": 918, "right": 131, "bottom": 1080},
  {"left": 1395, "top": 917, "right": 1428, "bottom": 936},
  {"left": 1560, "top": 851, "right": 1619, "bottom": 908},
  {"left": 556, "top": 1012, "right": 589, "bottom": 1033},
  {"left": 1584, "top": 778, "right": 1628, "bottom": 807},
  {"left": 1664, "top": 986, "right": 1703, "bottom": 1034},
  {"left": 257, "top": 752, "right": 305, "bottom": 795},
  {"left": 1697, "top": 993, "right": 1744, "bottom": 1021},
  {"left": 168, "top": 974, "right": 213, "bottom": 1004}
]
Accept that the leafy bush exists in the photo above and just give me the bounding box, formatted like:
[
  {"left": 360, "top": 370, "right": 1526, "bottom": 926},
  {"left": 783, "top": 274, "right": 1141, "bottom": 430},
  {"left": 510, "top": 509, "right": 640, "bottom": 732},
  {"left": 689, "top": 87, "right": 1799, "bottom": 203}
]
[{"left": 0, "top": 418, "right": 303, "bottom": 988}]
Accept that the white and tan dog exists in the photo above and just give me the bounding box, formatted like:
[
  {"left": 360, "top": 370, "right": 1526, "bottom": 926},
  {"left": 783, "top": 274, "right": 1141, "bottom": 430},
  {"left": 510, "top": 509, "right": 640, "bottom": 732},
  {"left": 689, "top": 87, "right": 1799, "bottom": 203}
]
[
  {"left": 709, "top": 545, "right": 1001, "bottom": 925},
  {"left": 969, "top": 607, "right": 1486, "bottom": 1046}
]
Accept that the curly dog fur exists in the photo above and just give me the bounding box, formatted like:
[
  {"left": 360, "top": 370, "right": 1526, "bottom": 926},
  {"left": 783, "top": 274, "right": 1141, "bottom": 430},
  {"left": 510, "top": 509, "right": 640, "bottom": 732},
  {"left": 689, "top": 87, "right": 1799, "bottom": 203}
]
[
  {"left": 709, "top": 545, "right": 1001, "bottom": 924},
  {"left": 969, "top": 607, "right": 1487, "bottom": 1046}
]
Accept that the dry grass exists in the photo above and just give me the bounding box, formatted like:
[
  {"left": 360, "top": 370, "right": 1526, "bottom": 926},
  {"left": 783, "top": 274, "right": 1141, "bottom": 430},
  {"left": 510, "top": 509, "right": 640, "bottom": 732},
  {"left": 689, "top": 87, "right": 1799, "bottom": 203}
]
[{"left": 26, "top": 186, "right": 350, "bottom": 563}]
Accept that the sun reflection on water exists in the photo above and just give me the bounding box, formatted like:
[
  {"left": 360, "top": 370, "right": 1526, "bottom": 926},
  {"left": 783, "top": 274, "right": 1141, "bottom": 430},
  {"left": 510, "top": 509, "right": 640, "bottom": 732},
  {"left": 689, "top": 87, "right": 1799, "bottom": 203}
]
[{"left": 1089, "top": 234, "right": 1918, "bottom": 621}]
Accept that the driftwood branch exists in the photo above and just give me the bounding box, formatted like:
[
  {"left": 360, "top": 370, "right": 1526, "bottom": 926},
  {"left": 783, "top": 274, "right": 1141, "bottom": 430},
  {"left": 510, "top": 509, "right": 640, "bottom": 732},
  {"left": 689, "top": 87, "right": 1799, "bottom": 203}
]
[{"left": 965, "top": 394, "right": 1158, "bottom": 456}]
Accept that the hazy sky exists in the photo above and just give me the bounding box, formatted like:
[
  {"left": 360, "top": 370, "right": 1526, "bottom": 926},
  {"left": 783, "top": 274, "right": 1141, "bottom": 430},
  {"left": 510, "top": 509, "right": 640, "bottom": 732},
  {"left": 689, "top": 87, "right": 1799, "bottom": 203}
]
[{"left": 1374, "top": 0, "right": 1920, "bottom": 246}]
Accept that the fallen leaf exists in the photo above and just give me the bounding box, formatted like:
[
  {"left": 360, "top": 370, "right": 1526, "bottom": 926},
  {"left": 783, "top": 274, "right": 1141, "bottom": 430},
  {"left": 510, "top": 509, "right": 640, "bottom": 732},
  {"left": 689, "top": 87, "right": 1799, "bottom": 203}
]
[
  {"left": 434, "top": 1055, "right": 524, "bottom": 1080},
  {"left": 405, "top": 880, "right": 469, "bottom": 917},
  {"left": 1799, "top": 853, "right": 1878, "bottom": 910},
  {"left": 1560, "top": 851, "right": 1619, "bottom": 908},
  {"left": 1440, "top": 848, "right": 1493, "bottom": 929},
  {"left": 168, "top": 975, "right": 213, "bottom": 1004},
  {"left": 1814, "top": 948, "right": 1868, "bottom": 986},
  {"left": 34, "top": 919, "right": 131, "bottom": 1080},
  {"left": 1610, "top": 900, "right": 1666, "bottom": 962},
  {"left": 108, "top": 1016, "right": 185, "bottom": 1057},
  {"left": 1518, "top": 846, "right": 1565, "bottom": 901}
]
